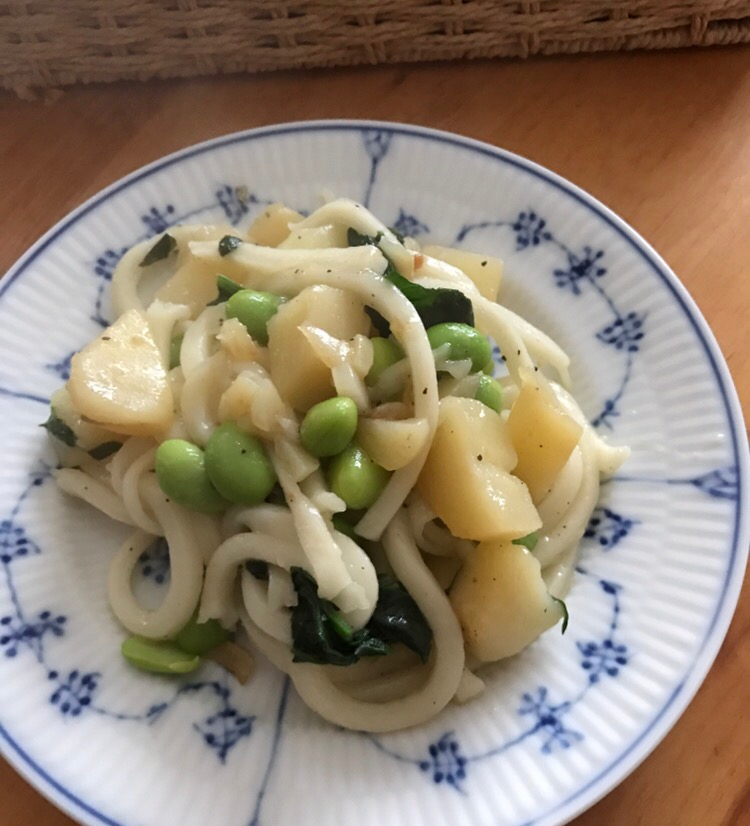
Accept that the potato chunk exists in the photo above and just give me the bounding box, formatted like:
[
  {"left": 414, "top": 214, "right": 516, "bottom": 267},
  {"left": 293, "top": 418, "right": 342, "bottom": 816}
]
[
  {"left": 417, "top": 397, "right": 540, "bottom": 541},
  {"left": 68, "top": 309, "right": 173, "bottom": 437},
  {"left": 357, "top": 416, "right": 430, "bottom": 471},
  {"left": 247, "top": 203, "right": 304, "bottom": 247},
  {"left": 450, "top": 540, "right": 565, "bottom": 662},
  {"left": 422, "top": 244, "right": 503, "bottom": 302},
  {"left": 506, "top": 369, "right": 583, "bottom": 502},
  {"left": 267, "top": 285, "right": 369, "bottom": 411}
]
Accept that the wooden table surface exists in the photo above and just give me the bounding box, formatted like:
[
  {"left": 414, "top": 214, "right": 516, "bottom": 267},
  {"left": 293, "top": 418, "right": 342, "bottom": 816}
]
[{"left": 1, "top": 46, "right": 748, "bottom": 826}]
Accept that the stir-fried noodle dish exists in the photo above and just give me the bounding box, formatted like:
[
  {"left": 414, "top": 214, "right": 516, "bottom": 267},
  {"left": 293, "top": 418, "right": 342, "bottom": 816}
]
[{"left": 44, "top": 198, "right": 627, "bottom": 733}]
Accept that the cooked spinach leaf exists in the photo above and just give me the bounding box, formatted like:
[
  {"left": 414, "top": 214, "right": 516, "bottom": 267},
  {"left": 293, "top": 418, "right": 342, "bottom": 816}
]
[
  {"left": 290, "top": 568, "right": 432, "bottom": 666},
  {"left": 364, "top": 306, "right": 391, "bottom": 337},
  {"left": 207, "top": 273, "right": 244, "bottom": 306},
  {"left": 385, "top": 267, "right": 474, "bottom": 329},
  {"left": 290, "top": 568, "right": 390, "bottom": 666},
  {"left": 218, "top": 235, "right": 243, "bottom": 257},
  {"left": 88, "top": 441, "right": 123, "bottom": 461},
  {"left": 41, "top": 411, "right": 76, "bottom": 447},
  {"left": 552, "top": 596, "right": 569, "bottom": 634},
  {"left": 245, "top": 560, "right": 270, "bottom": 581},
  {"left": 347, "top": 227, "right": 474, "bottom": 330},
  {"left": 367, "top": 574, "right": 432, "bottom": 662},
  {"left": 139, "top": 233, "right": 177, "bottom": 267}
]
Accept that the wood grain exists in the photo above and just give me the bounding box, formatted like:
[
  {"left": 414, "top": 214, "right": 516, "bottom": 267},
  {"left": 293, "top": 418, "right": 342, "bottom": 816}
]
[{"left": 1, "top": 46, "right": 748, "bottom": 826}]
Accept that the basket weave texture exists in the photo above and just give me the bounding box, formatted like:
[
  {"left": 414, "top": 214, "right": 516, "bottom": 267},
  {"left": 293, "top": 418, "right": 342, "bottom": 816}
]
[{"left": 2, "top": 1, "right": 750, "bottom": 97}]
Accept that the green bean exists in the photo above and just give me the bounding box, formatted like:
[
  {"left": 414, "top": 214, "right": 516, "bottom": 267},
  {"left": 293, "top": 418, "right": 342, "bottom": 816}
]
[
  {"left": 175, "top": 613, "right": 231, "bottom": 655},
  {"left": 475, "top": 375, "right": 504, "bottom": 413},
  {"left": 225, "top": 289, "right": 284, "bottom": 346},
  {"left": 366, "top": 337, "right": 404, "bottom": 386},
  {"left": 121, "top": 635, "right": 201, "bottom": 675},
  {"left": 427, "top": 322, "right": 492, "bottom": 372},
  {"left": 300, "top": 396, "right": 358, "bottom": 457},
  {"left": 169, "top": 333, "right": 184, "bottom": 369},
  {"left": 155, "top": 439, "right": 228, "bottom": 514},
  {"left": 204, "top": 422, "right": 277, "bottom": 505},
  {"left": 327, "top": 441, "right": 391, "bottom": 510}
]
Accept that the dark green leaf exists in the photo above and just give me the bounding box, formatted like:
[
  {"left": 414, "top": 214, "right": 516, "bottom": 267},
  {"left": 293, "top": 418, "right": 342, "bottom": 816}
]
[
  {"left": 365, "top": 305, "right": 391, "bottom": 337},
  {"left": 207, "top": 274, "right": 244, "bottom": 306},
  {"left": 218, "top": 235, "right": 243, "bottom": 257},
  {"left": 552, "top": 596, "right": 569, "bottom": 634},
  {"left": 512, "top": 531, "right": 540, "bottom": 551},
  {"left": 88, "top": 441, "right": 123, "bottom": 461},
  {"left": 347, "top": 228, "right": 381, "bottom": 247},
  {"left": 245, "top": 560, "right": 269, "bottom": 581},
  {"left": 290, "top": 568, "right": 391, "bottom": 666},
  {"left": 41, "top": 412, "right": 76, "bottom": 447},
  {"left": 367, "top": 574, "right": 433, "bottom": 662},
  {"left": 139, "top": 233, "right": 177, "bottom": 267},
  {"left": 322, "top": 603, "right": 354, "bottom": 642},
  {"left": 347, "top": 227, "right": 474, "bottom": 329}
]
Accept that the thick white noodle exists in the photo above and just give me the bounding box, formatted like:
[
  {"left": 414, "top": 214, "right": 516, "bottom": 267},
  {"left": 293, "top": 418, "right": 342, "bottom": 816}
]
[{"left": 107, "top": 476, "right": 204, "bottom": 638}]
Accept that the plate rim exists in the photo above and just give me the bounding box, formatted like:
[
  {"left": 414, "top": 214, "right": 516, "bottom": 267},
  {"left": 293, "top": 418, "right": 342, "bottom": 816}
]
[{"left": 1, "top": 118, "right": 748, "bottom": 826}]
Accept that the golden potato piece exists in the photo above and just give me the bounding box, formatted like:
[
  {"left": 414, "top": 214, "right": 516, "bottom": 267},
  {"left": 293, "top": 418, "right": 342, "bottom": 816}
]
[
  {"left": 357, "top": 416, "right": 430, "bottom": 471},
  {"left": 417, "top": 397, "right": 540, "bottom": 541},
  {"left": 248, "top": 203, "right": 304, "bottom": 247},
  {"left": 450, "top": 539, "right": 565, "bottom": 662},
  {"left": 422, "top": 244, "right": 503, "bottom": 302},
  {"left": 267, "top": 285, "right": 369, "bottom": 411},
  {"left": 68, "top": 309, "right": 173, "bottom": 437},
  {"left": 506, "top": 369, "right": 583, "bottom": 502}
]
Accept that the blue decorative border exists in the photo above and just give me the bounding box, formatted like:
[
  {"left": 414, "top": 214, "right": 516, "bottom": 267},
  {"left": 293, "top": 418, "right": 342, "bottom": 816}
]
[{"left": 0, "top": 122, "right": 746, "bottom": 826}]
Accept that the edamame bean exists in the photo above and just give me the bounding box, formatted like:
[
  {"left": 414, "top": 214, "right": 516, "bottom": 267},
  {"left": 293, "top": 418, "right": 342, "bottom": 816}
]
[
  {"left": 327, "top": 442, "right": 391, "bottom": 510},
  {"left": 169, "top": 333, "right": 184, "bottom": 369},
  {"left": 225, "top": 289, "right": 284, "bottom": 346},
  {"left": 175, "top": 613, "right": 231, "bottom": 655},
  {"left": 475, "top": 375, "right": 504, "bottom": 413},
  {"left": 155, "top": 439, "right": 228, "bottom": 514},
  {"left": 121, "top": 635, "right": 201, "bottom": 675},
  {"left": 366, "top": 337, "right": 404, "bottom": 386},
  {"left": 300, "top": 396, "right": 358, "bottom": 457},
  {"left": 204, "top": 422, "right": 277, "bottom": 505},
  {"left": 427, "top": 323, "right": 492, "bottom": 372}
]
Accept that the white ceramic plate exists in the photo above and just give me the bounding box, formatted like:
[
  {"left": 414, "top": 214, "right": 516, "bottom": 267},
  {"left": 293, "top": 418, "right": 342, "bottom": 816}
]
[{"left": 0, "top": 121, "right": 747, "bottom": 826}]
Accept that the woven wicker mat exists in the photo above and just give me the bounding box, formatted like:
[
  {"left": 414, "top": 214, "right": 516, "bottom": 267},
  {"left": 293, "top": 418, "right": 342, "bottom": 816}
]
[{"left": 2, "top": 1, "right": 750, "bottom": 97}]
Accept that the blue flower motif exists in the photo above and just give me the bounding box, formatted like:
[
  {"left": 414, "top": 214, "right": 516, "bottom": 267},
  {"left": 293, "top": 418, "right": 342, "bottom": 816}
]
[
  {"left": 94, "top": 247, "right": 128, "bottom": 282},
  {"left": 362, "top": 130, "right": 393, "bottom": 164},
  {"left": 596, "top": 311, "right": 645, "bottom": 352},
  {"left": 418, "top": 732, "right": 468, "bottom": 792},
  {"left": 0, "top": 610, "right": 66, "bottom": 657},
  {"left": 511, "top": 210, "right": 552, "bottom": 250},
  {"left": 391, "top": 209, "right": 429, "bottom": 238},
  {"left": 139, "top": 538, "right": 170, "bottom": 585},
  {"left": 686, "top": 466, "right": 738, "bottom": 500},
  {"left": 194, "top": 706, "right": 256, "bottom": 763},
  {"left": 216, "top": 185, "right": 254, "bottom": 225},
  {"left": 584, "top": 507, "right": 638, "bottom": 550},
  {"left": 45, "top": 351, "right": 75, "bottom": 381},
  {"left": 0, "top": 520, "right": 41, "bottom": 564},
  {"left": 577, "top": 638, "right": 629, "bottom": 683},
  {"left": 50, "top": 669, "right": 99, "bottom": 717},
  {"left": 141, "top": 205, "right": 176, "bottom": 235},
  {"left": 553, "top": 246, "right": 606, "bottom": 294},
  {"left": 518, "top": 687, "right": 583, "bottom": 753}
]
